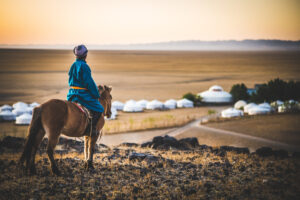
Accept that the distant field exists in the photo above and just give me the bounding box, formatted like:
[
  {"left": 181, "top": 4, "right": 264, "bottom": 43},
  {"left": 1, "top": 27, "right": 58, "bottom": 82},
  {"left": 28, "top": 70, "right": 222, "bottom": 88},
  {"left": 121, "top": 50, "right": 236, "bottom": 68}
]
[
  {"left": 0, "top": 49, "right": 299, "bottom": 105},
  {"left": 205, "top": 113, "right": 300, "bottom": 146}
]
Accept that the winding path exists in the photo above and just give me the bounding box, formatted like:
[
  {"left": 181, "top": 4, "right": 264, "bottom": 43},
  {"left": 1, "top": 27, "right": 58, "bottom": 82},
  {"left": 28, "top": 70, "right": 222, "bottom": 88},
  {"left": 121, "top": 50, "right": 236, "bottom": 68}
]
[{"left": 100, "top": 113, "right": 300, "bottom": 152}]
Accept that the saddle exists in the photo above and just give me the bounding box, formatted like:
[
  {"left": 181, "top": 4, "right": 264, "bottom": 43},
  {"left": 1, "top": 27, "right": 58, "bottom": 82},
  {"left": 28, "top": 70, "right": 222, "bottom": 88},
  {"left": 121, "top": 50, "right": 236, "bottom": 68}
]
[{"left": 72, "top": 102, "right": 93, "bottom": 136}]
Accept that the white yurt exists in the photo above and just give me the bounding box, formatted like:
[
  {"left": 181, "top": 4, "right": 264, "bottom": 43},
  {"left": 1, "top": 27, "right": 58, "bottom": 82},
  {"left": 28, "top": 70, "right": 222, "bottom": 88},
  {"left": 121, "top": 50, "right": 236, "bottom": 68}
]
[
  {"left": 198, "top": 85, "right": 232, "bottom": 103},
  {"left": 12, "top": 108, "right": 28, "bottom": 117},
  {"left": 123, "top": 100, "right": 143, "bottom": 112},
  {"left": 278, "top": 105, "right": 287, "bottom": 113},
  {"left": 244, "top": 103, "right": 257, "bottom": 113},
  {"left": 112, "top": 101, "right": 124, "bottom": 111},
  {"left": 25, "top": 106, "right": 34, "bottom": 114},
  {"left": 258, "top": 102, "right": 272, "bottom": 110},
  {"left": 15, "top": 113, "right": 32, "bottom": 125},
  {"left": 221, "top": 108, "right": 244, "bottom": 118},
  {"left": 13, "top": 101, "right": 28, "bottom": 109},
  {"left": 271, "top": 100, "right": 284, "bottom": 107},
  {"left": 0, "top": 110, "right": 16, "bottom": 121},
  {"left": 164, "top": 99, "right": 177, "bottom": 109},
  {"left": 137, "top": 100, "right": 149, "bottom": 109},
  {"left": 177, "top": 98, "right": 194, "bottom": 108},
  {"left": 107, "top": 107, "right": 118, "bottom": 120},
  {"left": 248, "top": 106, "right": 270, "bottom": 115},
  {"left": 30, "top": 102, "right": 40, "bottom": 108},
  {"left": 146, "top": 100, "right": 164, "bottom": 110},
  {"left": 234, "top": 100, "right": 247, "bottom": 110},
  {"left": 0, "top": 104, "right": 13, "bottom": 112}
]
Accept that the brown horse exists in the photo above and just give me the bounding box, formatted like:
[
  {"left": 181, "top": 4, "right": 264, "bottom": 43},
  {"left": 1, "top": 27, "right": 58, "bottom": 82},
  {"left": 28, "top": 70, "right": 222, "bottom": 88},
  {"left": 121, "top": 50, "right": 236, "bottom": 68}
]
[{"left": 19, "top": 85, "right": 112, "bottom": 175}]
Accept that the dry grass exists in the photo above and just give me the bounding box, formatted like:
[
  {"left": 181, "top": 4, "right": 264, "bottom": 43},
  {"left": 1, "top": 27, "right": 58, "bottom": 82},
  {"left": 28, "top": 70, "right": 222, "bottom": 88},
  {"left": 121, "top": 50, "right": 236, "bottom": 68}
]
[
  {"left": 204, "top": 113, "right": 300, "bottom": 146},
  {"left": 0, "top": 50, "right": 300, "bottom": 105},
  {"left": 0, "top": 143, "right": 299, "bottom": 199}
]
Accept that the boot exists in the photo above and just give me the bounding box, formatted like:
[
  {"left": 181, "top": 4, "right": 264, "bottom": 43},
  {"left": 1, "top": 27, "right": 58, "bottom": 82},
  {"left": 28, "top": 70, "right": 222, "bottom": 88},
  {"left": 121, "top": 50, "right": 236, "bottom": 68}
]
[{"left": 90, "top": 111, "right": 102, "bottom": 137}]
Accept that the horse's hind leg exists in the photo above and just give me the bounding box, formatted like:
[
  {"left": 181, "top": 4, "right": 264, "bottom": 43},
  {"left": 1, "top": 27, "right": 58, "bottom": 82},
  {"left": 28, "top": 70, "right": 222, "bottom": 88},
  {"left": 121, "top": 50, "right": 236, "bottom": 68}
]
[
  {"left": 47, "top": 132, "right": 60, "bottom": 175},
  {"left": 28, "top": 129, "right": 46, "bottom": 174}
]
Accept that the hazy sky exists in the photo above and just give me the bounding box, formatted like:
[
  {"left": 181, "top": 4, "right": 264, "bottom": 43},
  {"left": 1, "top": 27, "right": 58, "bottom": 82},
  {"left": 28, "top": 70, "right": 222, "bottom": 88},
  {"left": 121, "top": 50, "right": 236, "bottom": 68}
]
[{"left": 0, "top": 0, "right": 299, "bottom": 45}]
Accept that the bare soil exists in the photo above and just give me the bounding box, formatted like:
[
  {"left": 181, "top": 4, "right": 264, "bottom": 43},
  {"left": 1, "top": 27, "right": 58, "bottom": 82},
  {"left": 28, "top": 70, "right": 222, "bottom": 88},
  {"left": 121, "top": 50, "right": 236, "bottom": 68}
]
[{"left": 205, "top": 113, "right": 300, "bottom": 146}]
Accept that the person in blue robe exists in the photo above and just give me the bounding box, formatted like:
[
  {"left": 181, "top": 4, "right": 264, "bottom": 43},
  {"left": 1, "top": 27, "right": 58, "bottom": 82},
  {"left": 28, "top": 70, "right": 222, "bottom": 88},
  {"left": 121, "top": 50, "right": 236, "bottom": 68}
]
[{"left": 67, "top": 44, "right": 103, "bottom": 136}]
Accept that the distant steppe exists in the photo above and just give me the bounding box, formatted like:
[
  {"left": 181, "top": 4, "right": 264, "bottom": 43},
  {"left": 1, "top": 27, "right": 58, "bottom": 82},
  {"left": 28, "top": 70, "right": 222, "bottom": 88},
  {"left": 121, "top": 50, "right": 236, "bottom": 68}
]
[{"left": 0, "top": 49, "right": 299, "bottom": 105}]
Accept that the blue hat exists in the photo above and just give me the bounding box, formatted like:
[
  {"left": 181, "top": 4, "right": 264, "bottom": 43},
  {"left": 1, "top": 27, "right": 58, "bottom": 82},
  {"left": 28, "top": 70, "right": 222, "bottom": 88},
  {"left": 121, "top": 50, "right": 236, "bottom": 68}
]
[{"left": 73, "top": 44, "right": 88, "bottom": 58}]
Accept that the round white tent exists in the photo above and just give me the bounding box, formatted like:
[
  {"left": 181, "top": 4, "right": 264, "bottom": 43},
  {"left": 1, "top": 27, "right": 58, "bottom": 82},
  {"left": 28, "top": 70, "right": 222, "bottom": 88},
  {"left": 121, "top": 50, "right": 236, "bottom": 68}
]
[
  {"left": 271, "top": 100, "right": 284, "bottom": 108},
  {"left": 164, "top": 99, "right": 177, "bottom": 109},
  {"left": 146, "top": 100, "right": 163, "bottom": 110},
  {"left": 177, "top": 98, "right": 194, "bottom": 108},
  {"left": 0, "top": 110, "right": 16, "bottom": 121},
  {"left": 221, "top": 108, "right": 243, "bottom": 118},
  {"left": 13, "top": 101, "right": 28, "bottom": 109},
  {"left": 12, "top": 108, "right": 28, "bottom": 117},
  {"left": 248, "top": 106, "right": 270, "bottom": 115},
  {"left": 123, "top": 100, "right": 143, "bottom": 112},
  {"left": 0, "top": 104, "right": 13, "bottom": 112},
  {"left": 198, "top": 85, "right": 232, "bottom": 103},
  {"left": 234, "top": 100, "right": 247, "bottom": 110},
  {"left": 258, "top": 102, "right": 272, "bottom": 110},
  {"left": 244, "top": 103, "right": 257, "bottom": 113},
  {"left": 112, "top": 101, "right": 124, "bottom": 111},
  {"left": 30, "top": 102, "right": 40, "bottom": 108},
  {"left": 15, "top": 113, "right": 32, "bottom": 125},
  {"left": 137, "top": 100, "right": 149, "bottom": 109}
]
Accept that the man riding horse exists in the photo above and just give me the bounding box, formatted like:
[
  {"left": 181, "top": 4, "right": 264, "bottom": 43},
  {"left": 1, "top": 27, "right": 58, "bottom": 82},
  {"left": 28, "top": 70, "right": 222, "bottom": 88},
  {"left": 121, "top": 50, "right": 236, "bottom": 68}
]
[{"left": 67, "top": 44, "right": 103, "bottom": 137}]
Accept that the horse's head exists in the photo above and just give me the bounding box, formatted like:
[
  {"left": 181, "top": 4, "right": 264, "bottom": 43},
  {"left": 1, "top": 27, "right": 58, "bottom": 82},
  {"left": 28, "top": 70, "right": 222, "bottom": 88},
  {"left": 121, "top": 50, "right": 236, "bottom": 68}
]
[{"left": 98, "top": 85, "right": 112, "bottom": 118}]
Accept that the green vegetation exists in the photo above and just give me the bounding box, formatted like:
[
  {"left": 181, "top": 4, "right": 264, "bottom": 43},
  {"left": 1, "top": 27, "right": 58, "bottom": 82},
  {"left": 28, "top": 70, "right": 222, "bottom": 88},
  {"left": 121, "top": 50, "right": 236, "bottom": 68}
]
[
  {"left": 182, "top": 92, "right": 202, "bottom": 106},
  {"left": 230, "top": 78, "right": 300, "bottom": 103},
  {"left": 230, "top": 83, "right": 249, "bottom": 102},
  {"left": 208, "top": 109, "right": 216, "bottom": 115}
]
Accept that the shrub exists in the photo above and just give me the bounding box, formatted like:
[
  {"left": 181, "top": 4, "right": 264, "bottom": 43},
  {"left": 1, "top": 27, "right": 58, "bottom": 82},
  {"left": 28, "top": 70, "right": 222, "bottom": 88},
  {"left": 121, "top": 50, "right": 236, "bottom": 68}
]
[
  {"left": 182, "top": 92, "right": 202, "bottom": 106},
  {"left": 230, "top": 83, "right": 249, "bottom": 102}
]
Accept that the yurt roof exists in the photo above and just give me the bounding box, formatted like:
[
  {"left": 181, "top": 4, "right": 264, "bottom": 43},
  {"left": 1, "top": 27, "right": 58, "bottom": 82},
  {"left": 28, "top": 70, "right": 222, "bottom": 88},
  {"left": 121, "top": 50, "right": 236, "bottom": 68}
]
[
  {"left": 13, "top": 102, "right": 28, "bottom": 109},
  {"left": 234, "top": 100, "right": 247, "bottom": 109},
  {"left": 164, "top": 99, "right": 177, "bottom": 104},
  {"left": 208, "top": 85, "right": 224, "bottom": 92},
  {"left": 0, "top": 110, "right": 16, "bottom": 116},
  {"left": 199, "top": 90, "right": 232, "bottom": 98},
  {"left": 0, "top": 104, "right": 13, "bottom": 111},
  {"left": 30, "top": 102, "right": 40, "bottom": 108},
  {"left": 123, "top": 101, "right": 143, "bottom": 112},
  {"left": 148, "top": 100, "right": 163, "bottom": 105},
  {"left": 125, "top": 99, "right": 136, "bottom": 104},
  {"left": 177, "top": 98, "right": 193, "bottom": 104}
]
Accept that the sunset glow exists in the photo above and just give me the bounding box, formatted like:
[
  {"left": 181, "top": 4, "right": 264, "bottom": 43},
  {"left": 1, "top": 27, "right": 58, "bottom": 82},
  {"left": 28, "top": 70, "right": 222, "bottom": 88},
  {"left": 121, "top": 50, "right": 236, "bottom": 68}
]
[{"left": 0, "top": 0, "right": 299, "bottom": 45}]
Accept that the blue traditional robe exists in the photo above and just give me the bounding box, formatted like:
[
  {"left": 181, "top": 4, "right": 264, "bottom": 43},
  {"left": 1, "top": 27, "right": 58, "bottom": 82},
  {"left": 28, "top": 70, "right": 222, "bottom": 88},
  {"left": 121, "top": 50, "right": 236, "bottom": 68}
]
[{"left": 67, "top": 59, "right": 104, "bottom": 113}]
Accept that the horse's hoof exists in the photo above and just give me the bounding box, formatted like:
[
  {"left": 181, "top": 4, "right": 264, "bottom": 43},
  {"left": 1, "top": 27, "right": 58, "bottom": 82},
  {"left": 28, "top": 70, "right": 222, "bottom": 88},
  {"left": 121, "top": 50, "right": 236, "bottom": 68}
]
[
  {"left": 51, "top": 167, "right": 61, "bottom": 176},
  {"left": 85, "top": 161, "right": 94, "bottom": 171},
  {"left": 29, "top": 167, "right": 37, "bottom": 175}
]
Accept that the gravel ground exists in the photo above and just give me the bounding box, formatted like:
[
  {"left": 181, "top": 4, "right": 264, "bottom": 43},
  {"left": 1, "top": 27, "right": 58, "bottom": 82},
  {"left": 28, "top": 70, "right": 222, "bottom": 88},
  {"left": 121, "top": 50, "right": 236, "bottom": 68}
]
[{"left": 0, "top": 136, "right": 299, "bottom": 200}]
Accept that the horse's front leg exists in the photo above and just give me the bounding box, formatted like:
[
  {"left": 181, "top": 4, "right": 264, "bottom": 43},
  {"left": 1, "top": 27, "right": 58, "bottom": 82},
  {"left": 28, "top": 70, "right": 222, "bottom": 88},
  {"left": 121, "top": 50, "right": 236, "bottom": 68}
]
[
  {"left": 85, "top": 134, "right": 99, "bottom": 170},
  {"left": 84, "top": 136, "right": 89, "bottom": 161}
]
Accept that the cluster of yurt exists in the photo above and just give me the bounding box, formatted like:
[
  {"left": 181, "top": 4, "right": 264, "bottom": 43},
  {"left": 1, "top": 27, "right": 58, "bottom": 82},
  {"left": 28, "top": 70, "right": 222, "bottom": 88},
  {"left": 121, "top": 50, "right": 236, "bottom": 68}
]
[
  {"left": 275, "top": 100, "right": 299, "bottom": 113},
  {"left": 222, "top": 99, "right": 299, "bottom": 118},
  {"left": 198, "top": 85, "right": 232, "bottom": 104},
  {"left": 0, "top": 102, "right": 40, "bottom": 125},
  {"left": 112, "top": 98, "right": 194, "bottom": 113}
]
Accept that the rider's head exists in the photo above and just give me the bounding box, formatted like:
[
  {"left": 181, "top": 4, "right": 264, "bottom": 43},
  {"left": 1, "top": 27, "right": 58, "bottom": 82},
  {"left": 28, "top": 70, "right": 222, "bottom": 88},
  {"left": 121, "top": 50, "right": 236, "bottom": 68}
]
[{"left": 73, "top": 44, "right": 88, "bottom": 60}]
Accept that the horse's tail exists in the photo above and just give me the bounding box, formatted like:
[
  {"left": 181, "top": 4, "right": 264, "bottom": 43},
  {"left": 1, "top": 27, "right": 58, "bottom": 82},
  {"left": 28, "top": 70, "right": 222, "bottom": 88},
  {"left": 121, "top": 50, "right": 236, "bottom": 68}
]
[{"left": 19, "top": 106, "right": 43, "bottom": 167}]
